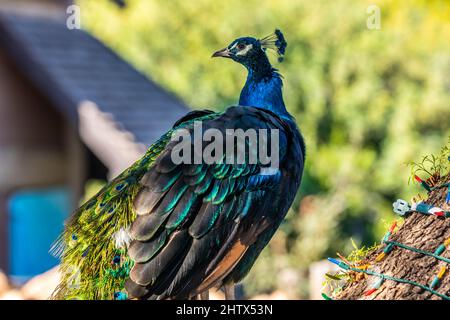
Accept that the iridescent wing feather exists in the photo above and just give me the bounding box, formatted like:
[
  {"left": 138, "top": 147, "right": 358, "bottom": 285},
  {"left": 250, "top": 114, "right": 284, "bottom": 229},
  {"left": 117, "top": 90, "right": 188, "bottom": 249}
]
[
  {"left": 125, "top": 106, "right": 292, "bottom": 299},
  {"left": 51, "top": 110, "right": 217, "bottom": 300}
]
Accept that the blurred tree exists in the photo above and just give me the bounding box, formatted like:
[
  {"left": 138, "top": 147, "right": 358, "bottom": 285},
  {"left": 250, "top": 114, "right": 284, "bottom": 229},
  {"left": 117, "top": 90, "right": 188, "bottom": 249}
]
[{"left": 76, "top": 0, "right": 450, "bottom": 297}]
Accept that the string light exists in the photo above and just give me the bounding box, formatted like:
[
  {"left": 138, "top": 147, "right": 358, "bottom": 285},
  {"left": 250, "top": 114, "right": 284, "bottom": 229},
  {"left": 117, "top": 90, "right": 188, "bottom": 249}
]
[
  {"left": 321, "top": 293, "right": 333, "bottom": 300},
  {"left": 364, "top": 288, "right": 377, "bottom": 296},
  {"left": 327, "top": 258, "right": 350, "bottom": 270},
  {"left": 364, "top": 278, "right": 384, "bottom": 296},
  {"left": 375, "top": 252, "right": 385, "bottom": 262},
  {"left": 434, "top": 237, "right": 450, "bottom": 255},
  {"left": 327, "top": 257, "right": 450, "bottom": 300},
  {"left": 414, "top": 175, "right": 431, "bottom": 192},
  {"left": 358, "top": 264, "right": 370, "bottom": 270},
  {"left": 430, "top": 266, "right": 447, "bottom": 290},
  {"left": 326, "top": 211, "right": 450, "bottom": 300},
  {"left": 392, "top": 199, "right": 450, "bottom": 218},
  {"left": 324, "top": 172, "right": 449, "bottom": 300},
  {"left": 446, "top": 185, "right": 450, "bottom": 204},
  {"left": 382, "top": 222, "right": 397, "bottom": 243},
  {"left": 411, "top": 178, "right": 450, "bottom": 206}
]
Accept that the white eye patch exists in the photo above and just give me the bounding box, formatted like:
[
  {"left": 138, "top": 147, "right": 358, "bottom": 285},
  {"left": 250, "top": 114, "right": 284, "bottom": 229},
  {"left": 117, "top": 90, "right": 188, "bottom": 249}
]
[
  {"left": 229, "top": 42, "right": 238, "bottom": 50},
  {"left": 236, "top": 44, "right": 253, "bottom": 56}
]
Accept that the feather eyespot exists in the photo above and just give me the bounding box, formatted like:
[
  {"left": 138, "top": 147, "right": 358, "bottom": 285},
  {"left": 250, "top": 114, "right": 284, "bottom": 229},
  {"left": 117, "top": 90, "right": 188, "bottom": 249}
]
[
  {"left": 82, "top": 246, "right": 90, "bottom": 257},
  {"left": 114, "top": 292, "right": 127, "bottom": 300},
  {"left": 112, "top": 255, "right": 121, "bottom": 264}
]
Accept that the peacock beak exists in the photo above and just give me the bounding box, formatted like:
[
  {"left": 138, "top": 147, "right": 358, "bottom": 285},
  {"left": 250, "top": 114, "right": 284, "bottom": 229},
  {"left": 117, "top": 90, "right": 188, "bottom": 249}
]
[{"left": 212, "top": 47, "right": 231, "bottom": 58}]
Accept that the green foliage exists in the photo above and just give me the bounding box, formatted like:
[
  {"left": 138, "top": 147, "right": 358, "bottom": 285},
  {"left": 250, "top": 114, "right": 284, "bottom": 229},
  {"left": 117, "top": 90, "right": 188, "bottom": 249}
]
[
  {"left": 408, "top": 136, "right": 450, "bottom": 183},
  {"left": 346, "top": 238, "right": 379, "bottom": 264},
  {"left": 76, "top": 0, "right": 450, "bottom": 297},
  {"left": 322, "top": 238, "right": 379, "bottom": 297}
]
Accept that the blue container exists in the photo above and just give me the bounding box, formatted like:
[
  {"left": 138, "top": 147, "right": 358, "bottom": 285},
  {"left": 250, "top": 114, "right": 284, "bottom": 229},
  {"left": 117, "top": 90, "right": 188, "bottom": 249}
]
[{"left": 8, "top": 187, "right": 70, "bottom": 283}]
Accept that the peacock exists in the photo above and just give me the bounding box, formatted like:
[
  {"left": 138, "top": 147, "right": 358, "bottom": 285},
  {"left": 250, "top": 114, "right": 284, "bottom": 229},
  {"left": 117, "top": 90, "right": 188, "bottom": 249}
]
[{"left": 52, "top": 29, "right": 305, "bottom": 300}]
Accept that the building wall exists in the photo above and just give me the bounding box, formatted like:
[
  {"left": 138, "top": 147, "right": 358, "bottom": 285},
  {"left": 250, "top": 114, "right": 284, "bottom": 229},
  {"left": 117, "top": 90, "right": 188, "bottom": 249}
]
[
  {"left": 0, "top": 50, "right": 85, "bottom": 272},
  {"left": 0, "top": 52, "right": 69, "bottom": 189}
]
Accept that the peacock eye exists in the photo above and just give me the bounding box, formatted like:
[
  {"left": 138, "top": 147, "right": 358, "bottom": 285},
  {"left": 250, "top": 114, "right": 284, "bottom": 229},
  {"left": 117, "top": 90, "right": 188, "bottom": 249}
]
[{"left": 237, "top": 43, "right": 246, "bottom": 50}]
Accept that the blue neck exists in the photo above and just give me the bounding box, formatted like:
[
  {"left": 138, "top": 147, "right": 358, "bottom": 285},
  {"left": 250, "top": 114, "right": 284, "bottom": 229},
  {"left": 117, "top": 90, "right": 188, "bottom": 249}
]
[{"left": 239, "top": 63, "right": 287, "bottom": 116}]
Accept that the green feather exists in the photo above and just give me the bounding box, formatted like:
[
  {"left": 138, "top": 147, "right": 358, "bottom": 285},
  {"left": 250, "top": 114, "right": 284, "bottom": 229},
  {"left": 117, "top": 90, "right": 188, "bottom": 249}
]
[
  {"left": 212, "top": 180, "right": 230, "bottom": 204},
  {"left": 204, "top": 180, "right": 221, "bottom": 202},
  {"left": 165, "top": 195, "right": 198, "bottom": 230},
  {"left": 51, "top": 112, "right": 220, "bottom": 300},
  {"left": 51, "top": 131, "right": 173, "bottom": 300}
]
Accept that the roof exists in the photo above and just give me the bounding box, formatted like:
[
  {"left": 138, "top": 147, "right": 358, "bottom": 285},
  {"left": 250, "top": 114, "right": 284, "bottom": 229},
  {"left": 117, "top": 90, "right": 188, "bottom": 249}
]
[{"left": 0, "top": 13, "right": 189, "bottom": 174}]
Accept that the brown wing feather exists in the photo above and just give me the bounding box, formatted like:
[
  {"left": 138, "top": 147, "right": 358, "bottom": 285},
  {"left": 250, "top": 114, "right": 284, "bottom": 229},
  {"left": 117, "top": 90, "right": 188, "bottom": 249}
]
[{"left": 195, "top": 240, "right": 249, "bottom": 293}]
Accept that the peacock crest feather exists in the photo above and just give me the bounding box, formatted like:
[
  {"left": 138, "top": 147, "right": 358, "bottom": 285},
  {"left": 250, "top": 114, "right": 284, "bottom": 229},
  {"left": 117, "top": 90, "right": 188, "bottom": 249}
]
[{"left": 259, "top": 29, "right": 287, "bottom": 62}]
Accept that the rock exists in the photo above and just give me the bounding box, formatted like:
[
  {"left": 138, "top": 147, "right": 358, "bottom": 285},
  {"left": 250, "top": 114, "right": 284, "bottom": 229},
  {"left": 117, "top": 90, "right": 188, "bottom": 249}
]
[{"left": 20, "top": 266, "right": 60, "bottom": 300}]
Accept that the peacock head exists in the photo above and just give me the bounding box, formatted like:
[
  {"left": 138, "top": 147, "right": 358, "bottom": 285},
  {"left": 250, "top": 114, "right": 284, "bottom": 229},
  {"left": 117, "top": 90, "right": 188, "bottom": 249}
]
[{"left": 212, "top": 29, "right": 287, "bottom": 70}]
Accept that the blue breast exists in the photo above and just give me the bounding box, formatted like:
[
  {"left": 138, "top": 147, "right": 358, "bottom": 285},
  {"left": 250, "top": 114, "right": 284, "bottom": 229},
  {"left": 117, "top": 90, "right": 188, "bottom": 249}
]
[{"left": 239, "top": 71, "right": 287, "bottom": 116}]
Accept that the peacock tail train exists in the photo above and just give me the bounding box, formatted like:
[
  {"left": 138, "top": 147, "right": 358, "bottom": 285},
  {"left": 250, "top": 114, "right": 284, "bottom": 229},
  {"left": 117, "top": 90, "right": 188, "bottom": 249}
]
[{"left": 51, "top": 113, "right": 217, "bottom": 300}]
